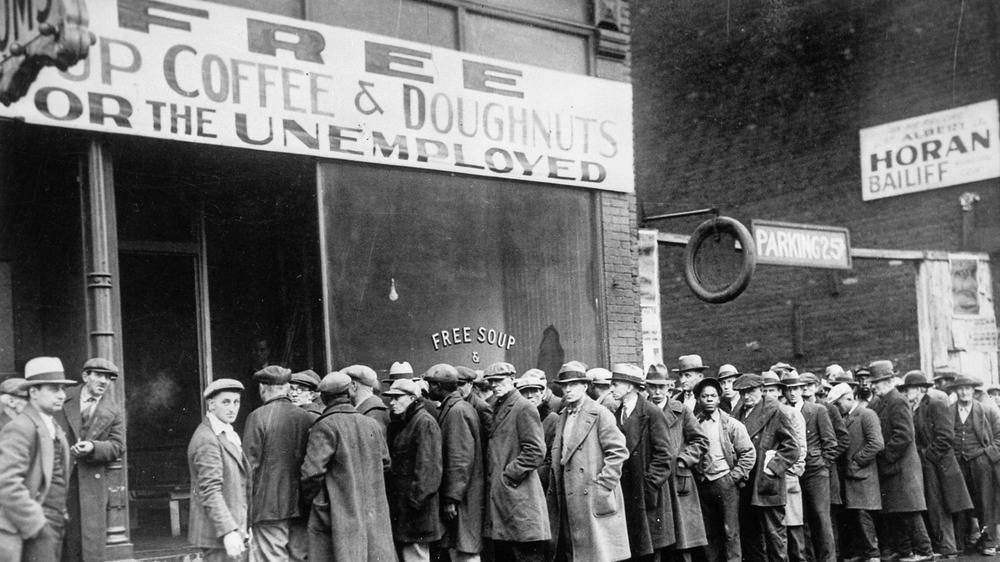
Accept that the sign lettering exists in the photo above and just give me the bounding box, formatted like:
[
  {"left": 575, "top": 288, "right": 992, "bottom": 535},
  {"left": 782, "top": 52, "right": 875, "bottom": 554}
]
[{"left": 752, "top": 220, "right": 852, "bottom": 270}]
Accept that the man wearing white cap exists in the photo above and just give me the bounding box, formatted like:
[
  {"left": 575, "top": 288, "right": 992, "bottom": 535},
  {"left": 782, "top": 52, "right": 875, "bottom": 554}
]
[
  {"left": 587, "top": 367, "right": 619, "bottom": 413},
  {"left": 0, "top": 357, "right": 77, "bottom": 562},
  {"left": 188, "top": 378, "right": 251, "bottom": 562}
]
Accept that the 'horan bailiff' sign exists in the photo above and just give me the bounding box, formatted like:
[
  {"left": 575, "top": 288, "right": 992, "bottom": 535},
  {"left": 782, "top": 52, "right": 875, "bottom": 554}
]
[
  {"left": 752, "top": 220, "right": 851, "bottom": 270},
  {"left": 859, "top": 100, "right": 1000, "bottom": 201},
  {"left": 0, "top": 0, "right": 634, "bottom": 192}
]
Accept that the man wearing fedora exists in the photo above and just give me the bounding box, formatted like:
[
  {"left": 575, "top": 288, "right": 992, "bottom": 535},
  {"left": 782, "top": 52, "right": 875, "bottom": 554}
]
[
  {"left": 716, "top": 365, "right": 741, "bottom": 414},
  {"left": 609, "top": 363, "right": 673, "bottom": 561},
  {"left": 548, "top": 361, "right": 631, "bottom": 562},
  {"left": 868, "top": 360, "right": 934, "bottom": 562},
  {"left": 948, "top": 375, "right": 1000, "bottom": 556},
  {"left": 0, "top": 377, "right": 28, "bottom": 430},
  {"left": 673, "top": 355, "right": 708, "bottom": 411},
  {"left": 900, "top": 370, "right": 971, "bottom": 560},
  {"left": 0, "top": 357, "right": 77, "bottom": 562},
  {"left": 54, "top": 358, "right": 126, "bottom": 562},
  {"left": 645, "top": 364, "right": 673, "bottom": 413},
  {"left": 343, "top": 365, "right": 390, "bottom": 437},
  {"left": 188, "top": 378, "right": 251, "bottom": 561}
]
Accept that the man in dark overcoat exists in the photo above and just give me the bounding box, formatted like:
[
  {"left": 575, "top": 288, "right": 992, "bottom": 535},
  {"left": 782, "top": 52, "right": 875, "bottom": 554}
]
[
  {"left": 187, "top": 378, "right": 251, "bottom": 562},
  {"left": 949, "top": 375, "right": 1000, "bottom": 556},
  {"left": 482, "top": 361, "right": 550, "bottom": 561},
  {"left": 53, "top": 358, "right": 125, "bottom": 562},
  {"left": 344, "top": 364, "right": 390, "bottom": 437},
  {"left": 901, "top": 371, "right": 972, "bottom": 560},
  {"left": 730, "top": 373, "right": 799, "bottom": 562},
  {"left": 457, "top": 365, "right": 493, "bottom": 463},
  {"left": 661, "top": 390, "right": 709, "bottom": 559},
  {"left": 384, "top": 377, "right": 443, "bottom": 561},
  {"left": 868, "top": 360, "right": 933, "bottom": 561},
  {"left": 802, "top": 372, "right": 849, "bottom": 559},
  {"left": 609, "top": 363, "right": 673, "bottom": 561},
  {"left": 827, "top": 383, "right": 883, "bottom": 561},
  {"left": 243, "top": 365, "right": 313, "bottom": 561},
  {"left": 426, "top": 364, "right": 484, "bottom": 562},
  {"left": 300, "top": 372, "right": 396, "bottom": 562}
]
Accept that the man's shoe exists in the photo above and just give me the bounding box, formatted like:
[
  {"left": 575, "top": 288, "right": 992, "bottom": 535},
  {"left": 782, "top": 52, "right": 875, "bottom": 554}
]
[
  {"left": 898, "top": 555, "right": 933, "bottom": 562},
  {"left": 982, "top": 547, "right": 997, "bottom": 556}
]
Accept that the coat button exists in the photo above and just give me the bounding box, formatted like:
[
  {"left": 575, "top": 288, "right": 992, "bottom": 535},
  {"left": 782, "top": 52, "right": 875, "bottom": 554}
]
[{"left": 583, "top": 489, "right": 588, "bottom": 495}]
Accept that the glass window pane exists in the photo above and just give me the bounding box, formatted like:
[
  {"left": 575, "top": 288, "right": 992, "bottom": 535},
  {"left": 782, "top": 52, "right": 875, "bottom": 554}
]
[
  {"left": 465, "top": 14, "right": 589, "bottom": 75},
  {"left": 320, "top": 163, "right": 600, "bottom": 377},
  {"left": 487, "top": 0, "right": 590, "bottom": 24},
  {"left": 308, "top": 0, "right": 457, "bottom": 49}
]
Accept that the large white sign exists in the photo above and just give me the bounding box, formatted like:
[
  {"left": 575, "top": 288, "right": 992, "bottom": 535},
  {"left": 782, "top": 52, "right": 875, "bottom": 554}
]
[
  {"left": 0, "top": 0, "right": 634, "bottom": 192},
  {"left": 860, "top": 100, "right": 1000, "bottom": 201}
]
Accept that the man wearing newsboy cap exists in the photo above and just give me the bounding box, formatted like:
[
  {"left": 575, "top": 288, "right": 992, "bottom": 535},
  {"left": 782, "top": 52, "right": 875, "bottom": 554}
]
[
  {"left": 0, "top": 357, "right": 77, "bottom": 562},
  {"left": 0, "top": 377, "right": 28, "bottom": 431}
]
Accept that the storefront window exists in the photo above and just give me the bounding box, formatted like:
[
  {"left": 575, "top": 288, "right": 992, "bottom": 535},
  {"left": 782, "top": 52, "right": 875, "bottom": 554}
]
[
  {"left": 320, "top": 162, "right": 602, "bottom": 377},
  {"left": 465, "top": 14, "right": 590, "bottom": 75}
]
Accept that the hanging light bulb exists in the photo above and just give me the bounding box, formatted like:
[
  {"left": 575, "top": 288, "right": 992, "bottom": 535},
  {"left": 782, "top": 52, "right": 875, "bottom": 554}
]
[{"left": 389, "top": 277, "right": 399, "bottom": 301}]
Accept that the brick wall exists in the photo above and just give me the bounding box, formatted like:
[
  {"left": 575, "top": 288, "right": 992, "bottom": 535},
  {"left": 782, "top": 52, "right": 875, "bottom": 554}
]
[
  {"left": 601, "top": 191, "right": 643, "bottom": 365},
  {"left": 632, "top": 0, "right": 1000, "bottom": 374}
]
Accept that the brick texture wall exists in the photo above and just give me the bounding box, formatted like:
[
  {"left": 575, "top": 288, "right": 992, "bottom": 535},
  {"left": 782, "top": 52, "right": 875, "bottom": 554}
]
[
  {"left": 601, "top": 191, "right": 643, "bottom": 366},
  {"left": 632, "top": 0, "right": 1000, "bottom": 374}
]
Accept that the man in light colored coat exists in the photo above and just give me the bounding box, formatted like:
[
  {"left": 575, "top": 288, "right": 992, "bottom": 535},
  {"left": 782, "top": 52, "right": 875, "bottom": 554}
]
[{"left": 549, "top": 362, "right": 630, "bottom": 562}]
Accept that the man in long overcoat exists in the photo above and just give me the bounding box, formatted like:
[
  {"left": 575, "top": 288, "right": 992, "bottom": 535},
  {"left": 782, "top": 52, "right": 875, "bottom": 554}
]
[
  {"left": 242, "top": 366, "right": 313, "bottom": 561},
  {"left": 827, "top": 383, "right": 883, "bottom": 561},
  {"left": 868, "top": 360, "right": 933, "bottom": 561},
  {"left": 344, "top": 365, "right": 390, "bottom": 437},
  {"left": 661, "top": 393, "right": 709, "bottom": 558},
  {"left": 482, "top": 362, "right": 550, "bottom": 561},
  {"left": 457, "top": 366, "right": 493, "bottom": 461},
  {"left": 426, "top": 364, "right": 484, "bottom": 562},
  {"left": 802, "top": 372, "right": 849, "bottom": 558},
  {"left": 300, "top": 372, "right": 396, "bottom": 562},
  {"left": 54, "top": 358, "right": 125, "bottom": 562},
  {"left": 549, "top": 362, "right": 630, "bottom": 562},
  {"left": 188, "top": 379, "right": 252, "bottom": 562},
  {"left": 902, "top": 371, "right": 971, "bottom": 559},
  {"left": 949, "top": 375, "right": 1000, "bottom": 556},
  {"left": 610, "top": 363, "right": 673, "bottom": 561},
  {"left": 731, "top": 374, "right": 799, "bottom": 562}
]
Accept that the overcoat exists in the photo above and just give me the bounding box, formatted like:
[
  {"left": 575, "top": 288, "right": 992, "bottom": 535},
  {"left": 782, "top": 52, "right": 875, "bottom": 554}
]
[
  {"left": 539, "top": 403, "right": 559, "bottom": 492},
  {"left": 0, "top": 405, "right": 72, "bottom": 540},
  {"left": 0, "top": 410, "right": 13, "bottom": 431},
  {"left": 436, "top": 392, "right": 484, "bottom": 554},
  {"left": 820, "top": 400, "right": 849, "bottom": 505},
  {"left": 549, "top": 396, "right": 631, "bottom": 562},
  {"left": 871, "top": 388, "right": 926, "bottom": 512},
  {"left": 914, "top": 393, "right": 972, "bottom": 513},
  {"left": 483, "top": 390, "right": 550, "bottom": 542},
  {"left": 731, "top": 396, "right": 798, "bottom": 507},
  {"left": 242, "top": 395, "right": 313, "bottom": 524},
  {"left": 616, "top": 393, "right": 674, "bottom": 555},
  {"left": 661, "top": 400, "right": 708, "bottom": 550},
  {"left": 841, "top": 405, "right": 883, "bottom": 510},
  {"left": 300, "top": 402, "right": 396, "bottom": 562},
  {"left": 388, "top": 399, "right": 443, "bottom": 543},
  {"left": 55, "top": 387, "right": 126, "bottom": 562},
  {"left": 299, "top": 402, "right": 323, "bottom": 417},
  {"left": 357, "top": 394, "right": 390, "bottom": 437},
  {"left": 187, "top": 416, "right": 251, "bottom": 549},
  {"left": 783, "top": 406, "right": 808, "bottom": 526}
]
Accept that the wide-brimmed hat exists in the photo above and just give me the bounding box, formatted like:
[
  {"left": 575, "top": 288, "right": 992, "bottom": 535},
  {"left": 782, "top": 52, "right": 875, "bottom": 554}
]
[
  {"left": 483, "top": 362, "right": 516, "bottom": 380},
  {"left": 384, "top": 378, "right": 421, "bottom": 397},
  {"left": 388, "top": 361, "right": 414, "bottom": 379},
  {"left": 555, "top": 361, "right": 589, "bottom": 384},
  {"left": 932, "top": 368, "right": 958, "bottom": 383},
  {"left": 826, "top": 383, "right": 854, "bottom": 403},
  {"left": 800, "top": 373, "right": 820, "bottom": 385},
  {"left": 717, "top": 364, "right": 741, "bottom": 381},
  {"left": 82, "top": 358, "right": 119, "bottom": 379},
  {"left": 203, "top": 378, "right": 243, "bottom": 399},
  {"left": 0, "top": 377, "right": 28, "bottom": 398},
  {"left": 946, "top": 376, "right": 982, "bottom": 391},
  {"left": 646, "top": 364, "right": 670, "bottom": 386},
  {"left": 868, "top": 360, "right": 897, "bottom": 383},
  {"left": 23, "top": 357, "right": 78, "bottom": 387},
  {"left": 897, "top": 370, "right": 933, "bottom": 389},
  {"left": 610, "top": 364, "right": 645, "bottom": 387},
  {"left": 832, "top": 370, "right": 858, "bottom": 387},
  {"left": 693, "top": 377, "right": 722, "bottom": 397},
  {"left": 779, "top": 372, "right": 805, "bottom": 387},
  {"left": 290, "top": 370, "right": 320, "bottom": 391},
  {"left": 761, "top": 371, "right": 781, "bottom": 387},
  {"left": 732, "top": 374, "right": 764, "bottom": 391},
  {"left": 673, "top": 355, "right": 708, "bottom": 373},
  {"left": 587, "top": 368, "right": 612, "bottom": 385}
]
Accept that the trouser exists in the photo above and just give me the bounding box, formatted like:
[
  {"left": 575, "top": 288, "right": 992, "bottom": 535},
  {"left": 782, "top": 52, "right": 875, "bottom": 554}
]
[
  {"left": 841, "top": 509, "right": 879, "bottom": 560},
  {"left": 740, "top": 504, "right": 787, "bottom": 562},
  {"left": 876, "top": 511, "right": 933, "bottom": 557},
  {"left": 697, "top": 474, "right": 741, "bottom": 562},
  {"left": 922, "top": 462, "right": 958, "bottom": 556},
  {"left": 493, "top": 540, "right": 547, "bottom": 562},
  {"left": 400, "top": 542, "right": 431, "bottom": 562},
  {"left": 829, "top": 503, "right": 842, "bottom": 560},
  {"left": 0, "top": 519, "right": 65, "bottom": 562},
  {"left": 787, "top": 526, "right": 806, "bottom": 562},
  {"left": 800, "top": 467, "right": 835, "bottom": 562},
  {"left": 251, "top": 519, "right": 307, "bottom": 562},
  {"left": 957, "top": 454, "right": 997, "bottom": 549}
]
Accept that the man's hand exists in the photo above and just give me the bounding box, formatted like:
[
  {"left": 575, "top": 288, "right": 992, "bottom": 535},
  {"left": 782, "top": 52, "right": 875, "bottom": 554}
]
[
  {"left": 444, "top": 502, "right": 458, "bottom": 520},
  {"left": 71, "top": 441, "right": 95, "bottom": 457},
  {"left": 223, "top": 531, "right": 245, "bottom": 557}
]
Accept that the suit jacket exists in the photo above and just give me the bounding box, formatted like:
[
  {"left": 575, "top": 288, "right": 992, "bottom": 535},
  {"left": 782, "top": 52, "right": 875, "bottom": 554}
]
[
  {"left": 949, "top": 399, "right": 1000, "bottom": 462},
  {"left": 841, "top": 406, "right": 883, "bottom": 510},
  {"left": 242, "top": 395, "right": 313, "bottom": 524},
  {"left": 799, "top": 401, "right": 838, "bottom": 472},
  {"left": 732, "top": 396, "right": 798, "bottom": 507},
  {"left": 55, "top": 387, "right": 125, "bottom": 562},
  {"left": 915, "top": 394, "right": 972, "bottom": 514},
  {"left": 871, "top": 388, "right": 925, "bottom": 512},
  {"left": 187, "top": 417, "right": 251, "bottom": 548},
  {"left": 0, "top": 405, "right": 72, "bottom": 539}
]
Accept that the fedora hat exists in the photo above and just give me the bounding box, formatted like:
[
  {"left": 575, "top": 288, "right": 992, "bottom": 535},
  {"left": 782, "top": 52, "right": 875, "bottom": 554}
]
[
  {"left": 610, "top": 364, "right": 645, "bottom": 387},
  {"left": 22, "top": 357, "right": 78, "bottom": 387},
  {"left": 587, "top": 367, "right": 612, "bottom": 385},
  {"left": 946, "top": 376, "right": 981, "bottom": 391},
  {"left": 932, "top": 368, "right": 958, "bottom": 383},
  {"left": 779, "top": 372, "right": 805, "bottom": 387},
  {"left": 673, "top": 355, "right": 708, "bottom": 373},
  {"left": 388, "top": 361, "right": 414, "bottom": 379},
  {"left": 799, "top": 373, "right": 820, "bottom": 385},
  {"left": 769, "top": 362, "right": 794, "bottom": 374},
  {"left": 646, "top": 363, "right": 670, "bottom": 385},
  {"left": 761, "top": 371, "right": 781, "bottom": 387},
  {"left": 867, "top": 360, "right": 897, "bottom": 383},
  {"left": 824, "top": 364, "right": 845, "bottom": 380},
  {"left": 555, "top": 361, "right": 589, "bottom": 384},
  {"left": 717, "top": 364, "right": 741, "bottom": 380},
  {"left": 897, "top": 370, "right": 933, "bottom": 389}
]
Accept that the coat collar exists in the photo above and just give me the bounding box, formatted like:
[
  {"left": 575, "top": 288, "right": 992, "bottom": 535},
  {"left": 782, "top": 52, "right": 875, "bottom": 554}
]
[
  {"left": 558, "top": 397, "right": 600, "bottom": 462},
  {"left": 617, "top": 393, "right": 651, "bottom": 451},
  {"left": 25, "top": 404, "right": 66, "bottom": 489},
  {"left": 740, "top": 396, "right": 778, "bottom": 438},
  {"left": 200, "top": 417, "right": 247, "bottom": 472},
  {"left": 438, "top": 391, "right": 463, "bottom": 422},
  {"left": 492, "top": 390, "right": 521, "bottom": 433}
]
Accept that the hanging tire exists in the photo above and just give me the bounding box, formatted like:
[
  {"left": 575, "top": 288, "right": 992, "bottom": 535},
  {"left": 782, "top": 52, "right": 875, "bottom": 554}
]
[{"left": 683, "top": 216, "right": 756, "bottom": 304}]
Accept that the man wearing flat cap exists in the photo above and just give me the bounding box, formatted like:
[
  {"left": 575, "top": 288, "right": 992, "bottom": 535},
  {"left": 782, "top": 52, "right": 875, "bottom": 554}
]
[
  {"left": 242, "top": 366, "right": 313, "bottom": 561},
  {"left": 427, "top": 364, "right": 485, "bottom": 562},
  {"left": 188, "top": 378, "right": 251, "bottom": 561},
  {"left": 730, "top": 373, "right": 799, "bottom": 562},
  {"left": 301, "top": 372, "right": 394, "bottom": 561},
  {"left": 900, "top": 371, "right": 971, "bottom": 560},
  {"left": 673, "top": 355, "right": 708, "bottom": 410},
  {"left": 548, "top": 361, "right": 630, "bottom": 562},
  {"left": 867, "top": 360, "right": 934, "bottom": 561},
  {"left": 0, "top": 377, "right": 28, "bottom": 430},
  {"left": 384, "top": 378, "right": 443, "bottom": 561},
  {"left": 481, "top": 362, "right": 550, "bottom": 561},
  {"left": 609, "top": 363, "right": 673, "bottom": 560},
  {"left": 457, "top": 366, "right": 493, "bottom": 462},
  {"left": 948, "top": 375, "right": 1000, "bottom": 556},
  {"left": 289, "top": 370, "right": 323, "bottom": 417},
  {"left": 344, "top": 365, "right": 390, "bottom": 437},
  {"left": 517, "top": 374, "right": 558, "bottom": 493},
  {"left": 53, "top": 358, "right": 126, "bottom": 562},
  {"left": 0, "top": 357, "right": 77, "bottom": 561}
]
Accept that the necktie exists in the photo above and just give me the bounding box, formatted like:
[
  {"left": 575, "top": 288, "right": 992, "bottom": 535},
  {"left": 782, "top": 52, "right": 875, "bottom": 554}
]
[{"left": 82, "top": 397, "right": 97, "bottom": 424}]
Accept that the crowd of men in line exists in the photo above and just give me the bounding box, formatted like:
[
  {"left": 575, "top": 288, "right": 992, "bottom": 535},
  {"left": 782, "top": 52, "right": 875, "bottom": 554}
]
[{"left": 3, "top": 354, "right": 1000, "bottom": 562}]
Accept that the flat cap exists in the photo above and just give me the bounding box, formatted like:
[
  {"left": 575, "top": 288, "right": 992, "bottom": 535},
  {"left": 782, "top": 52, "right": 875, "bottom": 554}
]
[
  {"left": 204, "top": 378, "right": 244, "bottom": 399},
  {"left": 384, "top": 378, "right": 420, "bottom": 397},
  {"left": 319, "top": 372, "right": 352, "bottom": 395},
  {"left": 515, "top": 376, "right": 545, "bottom": 391},
  {"left": 484, "top": 362, "right": 516, "bottom": 379},
  {"left": 290, "top": 370, "right": 321, "bottom": 390},
  {"left": 932, "top": 368, "right": 958, "bottom": 382},
  {"left": 555, "top": 361, "right": 589, "bottom": 384},
  {"left": 424, "top": 364, "right": 459, "bottom": 384},
  {"left": 587, "top": 367, "right": 612, "bottom": 384},
  {"left": 83, "top": 358, "right": 119, "bottom": 377},
  {"left": 342, "top": 364, "right": 379, "bottom": 388},
  {"left": 732, "top": 373, "right": 765, "bottom": 391},
  {"left": 455, "top": 366, "right": 478, "bottom": 383},
  {"left": 523, "top": 368, "right": 547, "bottom": 382},
  {"left": 253, "top": 365, "right": 291, "bottom": 385},
  {"left": 0, "top": 377, "right": 28, "bottom": 398},
  {"left": 826, "top": 383, "right": 854, "bottom": 404}
]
